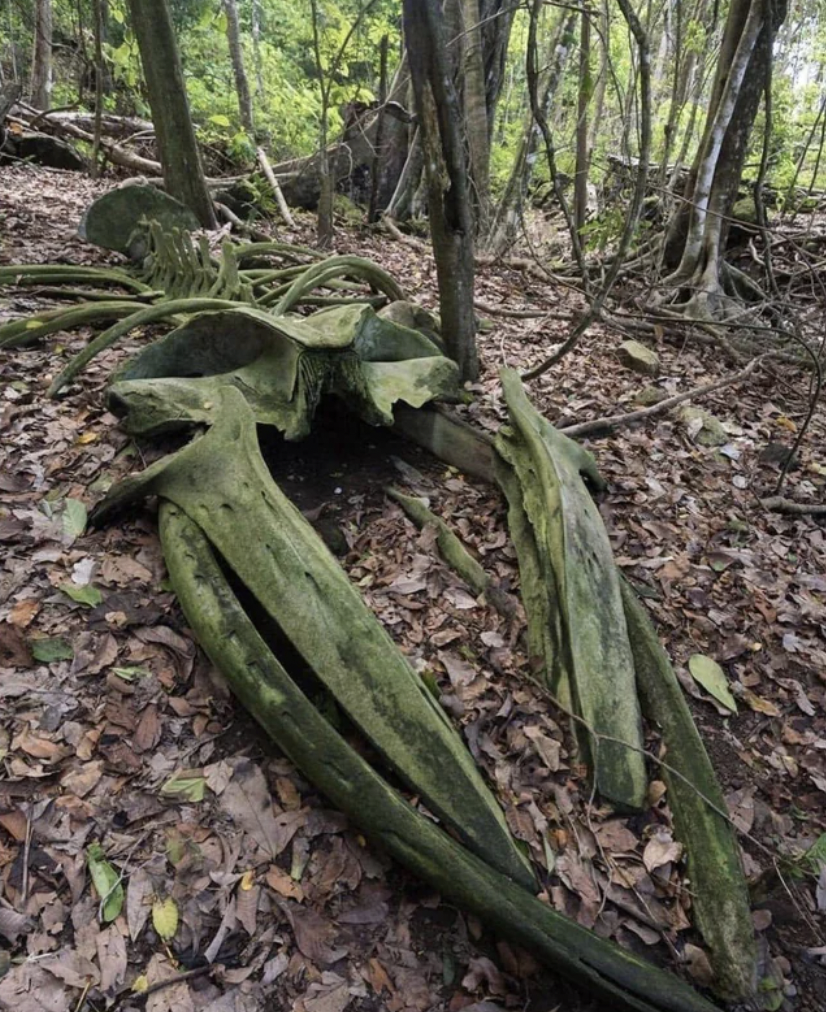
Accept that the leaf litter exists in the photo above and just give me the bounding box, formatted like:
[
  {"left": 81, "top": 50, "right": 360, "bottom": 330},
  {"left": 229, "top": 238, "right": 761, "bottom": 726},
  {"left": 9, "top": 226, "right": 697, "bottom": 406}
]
[{"left": 0, "top": 165, "right": 825, "bottom": 1010}]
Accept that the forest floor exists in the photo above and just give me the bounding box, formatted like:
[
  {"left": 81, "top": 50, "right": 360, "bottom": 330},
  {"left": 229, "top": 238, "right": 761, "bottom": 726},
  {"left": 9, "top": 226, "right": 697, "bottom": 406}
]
[{"left": 1, "top": 164, "right": 825, "bottom": 1012}]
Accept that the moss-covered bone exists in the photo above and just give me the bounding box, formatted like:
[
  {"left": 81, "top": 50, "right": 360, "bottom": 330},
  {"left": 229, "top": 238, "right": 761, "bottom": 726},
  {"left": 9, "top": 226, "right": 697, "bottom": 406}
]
[
  {"left": 494, "top": 369, "right": 647, "bottom": 811},
  {"left": 78, "top": 184, "right": 200, "bottom": 257},
  {"left": 92, "top": 387, "right": 533, "bottom": 888},
  {"left": 620, "top": 580, "right": 757, "bottom": 999},
  {"left": 107, "top": 303, "right": 459, "bottom": 437},
  {"left": 158, "top": 501, "right": 720, "bottom": 1012}
]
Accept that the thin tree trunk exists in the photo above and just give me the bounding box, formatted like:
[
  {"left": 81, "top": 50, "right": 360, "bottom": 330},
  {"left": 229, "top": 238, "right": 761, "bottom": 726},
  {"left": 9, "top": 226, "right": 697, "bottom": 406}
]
[
  {"left": 404, "top": 0, "right": 478, "bottom": 381},
  {"left": 30, "top": 0, "right": 52, "bottom": 110},
  {"left": 460, "top": 0, "right": 492, "bottom": 233},
  {"left": 125, "top": 0, "right": 216, "bottom": 228},
  {"left": 309, "top": 0, "right": 333, "bottom": 247},
  {"left": 487, "top": 11, "right": 576, "bottom": 253},
  {"left": 91, "top": 0, "right": 104, "bottom": 178},
  {"left": 673, "top": 0, "right": 764, "bottom": 278},
  {"left": 223, "top": 0, "right": 255, "bottom": 136},
  {"left": 367, "top": 34, "right": 389, "bottom": 223},
  {"left": 574, "top": 11, "right": 592, "bottom": 238},
  {"left": 586, "top": 0, "right": 609, "bottom": 157},
  {"left": 479, "top": 0, "right": 515, "bottom": 138},
  {"left": 252, "top": 0, "right": 265, "bottom": 100},
  {"left": 386, "top": 125, "right": 424, "bottom": 221}
]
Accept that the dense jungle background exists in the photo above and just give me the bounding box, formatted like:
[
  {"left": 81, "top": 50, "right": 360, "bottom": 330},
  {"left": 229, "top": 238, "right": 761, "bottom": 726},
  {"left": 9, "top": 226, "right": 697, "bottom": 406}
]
[{"left": 1, "top": 2, "right": 826, "bottom": 1012}]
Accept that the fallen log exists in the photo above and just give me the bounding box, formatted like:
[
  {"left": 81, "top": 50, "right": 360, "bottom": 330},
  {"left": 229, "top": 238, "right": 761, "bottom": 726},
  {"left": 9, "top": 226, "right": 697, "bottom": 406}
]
[
  {"left": 157, "top": 498, "right": 720, "bottom": 1012},
  {"left": 30, "top": 110, "right": 153, "bottom": 139}
]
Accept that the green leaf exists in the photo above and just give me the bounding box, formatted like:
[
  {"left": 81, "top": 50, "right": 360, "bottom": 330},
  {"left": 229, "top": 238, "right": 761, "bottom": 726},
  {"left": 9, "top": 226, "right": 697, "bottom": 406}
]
[
  {"left": 62, "top": 498, "right": 88, "bottom": 539},
  {"left": 209, "top": 114, "right": 231, "bottom": 128},
  {"left": 112, "top": 666, "right": 150, "bottom": 682},
  {"left": 87, "top": 843, "right": 124, "bottom": 922},
  {"left": 30, "top": 637, "right": 74, "bottom": 663},
  {"left": 161, "top": 772, "right": 206, "bottom": 803},
  {"left": 688, "top": 654, "right": 738, "bottom": 713},
  {"left": 802, "top": 833, "right": 826, "bottom": 870},
  {"left": 60, "top": 582, "right": 103, "bottom": 607}
]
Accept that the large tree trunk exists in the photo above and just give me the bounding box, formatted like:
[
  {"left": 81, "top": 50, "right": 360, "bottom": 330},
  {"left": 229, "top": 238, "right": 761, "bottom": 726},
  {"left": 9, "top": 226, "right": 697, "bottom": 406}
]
[
  {"left": 404, "top": 0, "right": 478, "bottom": 381},
  {"left": 658, "top": 0, "right": 787, "bottom": 318},
  {"left": 30, "top": 0, "right": 52, "bottom": 110},
  {"left": 125, "top": 0, "right": 216, "bottom": 228},
  {"left": 223, "top": 0, "right": 255, "bottom": 135}
]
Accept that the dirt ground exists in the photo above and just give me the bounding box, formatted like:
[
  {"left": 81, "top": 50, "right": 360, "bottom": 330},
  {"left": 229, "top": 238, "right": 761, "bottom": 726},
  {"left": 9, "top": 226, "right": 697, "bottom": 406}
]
[{"left": 1, "top": 165, "right": 825, "bottom": 1012}]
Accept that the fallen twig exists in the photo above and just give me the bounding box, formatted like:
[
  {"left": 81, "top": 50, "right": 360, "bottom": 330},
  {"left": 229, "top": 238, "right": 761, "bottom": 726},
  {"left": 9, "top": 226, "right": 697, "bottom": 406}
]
[
  {"left": 559, "top": 356, "right": 767, "bottom": 438},
  {"left": 257, "top": 146, "right": 296, "bottom": 229},
  {"left": 759, "top": 496, "right": 826, "bottom": 516}
]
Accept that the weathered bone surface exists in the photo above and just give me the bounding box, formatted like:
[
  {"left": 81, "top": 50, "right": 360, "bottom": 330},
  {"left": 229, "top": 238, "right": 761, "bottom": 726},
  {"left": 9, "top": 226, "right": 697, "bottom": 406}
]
[
  {"left": 495, "top": 369, "right": 647, "bottom": 811},
  {"left": 621, "top": 580, "right": 757, "bottom": 998},
  {"left": 108, "top": 302, "right": 459, "bottom": 437},
  {"left": 92, "top": 387, "right": 534, "bottom": 890},
  {"left": 157, "top": 499, "right": 719, "bottom": 1012},
  {"left": 2, "top": 201, "right": 756, "bottom": 1003},
  {"left": 78, "top": 184, "right": 200, "bottom": 256}
]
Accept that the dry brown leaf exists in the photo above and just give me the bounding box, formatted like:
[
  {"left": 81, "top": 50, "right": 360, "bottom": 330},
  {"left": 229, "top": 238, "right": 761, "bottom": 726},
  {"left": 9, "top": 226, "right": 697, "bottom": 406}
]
[
  {"left": 303, "top": 980, "right": 352, "bottom": 1012},
  {"left": 682, "top": 943, "right": 714, "bottom": 987},
  {"left": 146, "top": 953, "right": 195, "bottom": 1012},
  {"left": 126, "top": 867, "right": 153, "bottom": 943},
  {"left": 283, "top": 903, "right": 349, "bottom": 965},
  {"left": 60, "top": 760, "right": 104, "bottom": 799},
  {"left": 8, "top": 599, "right": 40, "bottom": 628},
  {"left": 133, "top": 703, "right": 162, "bottom": 752},
  {"left": 219, "top": 760, "right": 302, "bottom": 860},
  {"left": 595, "top": 820, "right": 639, "bottom": 853},
  {"left": 96, "top": 924, "right": 128, "bottom": 996},
  {"left": 642, "top": 831, "right": 683, "bottom": 872},
  {"left": 0, "top": 624, "right": 34, "bottom": 668},
  {"left": 461, "top": 955, "right": 506, "bottom": 995},
  {"left": 235, "top": 881, "right": 260, "bottom": 936},
  {"left": 522, "top": 726, "right": 561, "bottom": 772},
  {"left": 265, "top": 864, "right": 305, "bottom": 902}
]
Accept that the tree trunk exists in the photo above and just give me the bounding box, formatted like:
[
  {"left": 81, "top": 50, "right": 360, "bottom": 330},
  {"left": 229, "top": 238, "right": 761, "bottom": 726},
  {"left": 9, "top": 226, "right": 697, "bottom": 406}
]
[
  {"left": 126, "top": 0, "right": 216, "bottom": 228},
  {"left": 404, "top": 0, "right": 478, "bottom": 381},
  {"left": 91, "top": 0, "right": 104, "bottom": 178},
  {"left": 479, "top": 0, "right": 515, "bottom": 138},
  {"left": 367, "top": 34, "right": 389, "bottom": 223},
  {"left": 30, "top": 0, "right": 52, "bottom": 110},
  {"left": 487, "top": 12, "right": 576, "bottom": 253},
  {"left": 223, "top": 0, "right": 255, "bottom": 136},
  {"left": 309, "top": 0, "right": 333, "bottom": 247},
  {"left": 386, "top": 125, "right": 424, "bottom": 221},
  {"left": 658, "top": 0, "right": 787, "bottom": 317},
  {"left": 251, "top": 0, "right": 265, "bottom": 100},
  {"left": 460, "top": 0, "right": 492, "bottom": 233},
  {"left": 586, "top": 0, "right": 609, "bottom": 157},
  {"left": 574, "top": 10, "right": 592, "bottom": 238}
]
